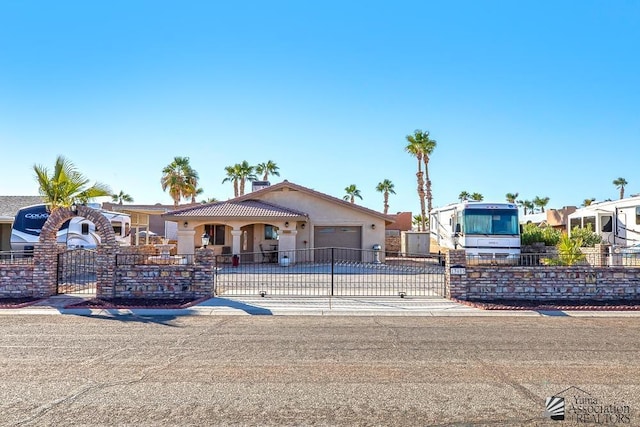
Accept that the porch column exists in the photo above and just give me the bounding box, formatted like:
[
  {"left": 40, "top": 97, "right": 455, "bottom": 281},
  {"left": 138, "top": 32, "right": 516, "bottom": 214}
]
[
  {"left": 231, "top": 229, "right": 242, "bottom": 255},
  {"left": 177, "top": 229, "right": 196, "bottom": 255},
  {"left": 277, "top": 229, "right": 297, "bottom": 264}
]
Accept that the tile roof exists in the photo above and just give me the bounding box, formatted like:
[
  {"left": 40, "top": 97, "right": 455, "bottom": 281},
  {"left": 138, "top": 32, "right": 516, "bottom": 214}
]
[
  {"left": 0, "top": 196, "right": 44, "bottom": 218},
  {"left": 232, "top": 180, "right": 395, "bottom": 223},
  {"left": 164, "top": 199, "right": 308, "bottom": 219}
]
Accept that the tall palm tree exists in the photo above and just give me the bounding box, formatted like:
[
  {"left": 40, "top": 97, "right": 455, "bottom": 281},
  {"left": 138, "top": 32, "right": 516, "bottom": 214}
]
[
  {"left": 255, "top": 160, "right": 280, "bottom": 181},
  {"left": 161, "top": 156, "right": 198, "bottom": 207},
  {"left": 613, "top": 177, "right": 628, "bottom": 199},
  {"left": 458, "top": 191, "right": 470, "bottom": 202},
  {"left": 405, "top": 131, "right": 427, "bottom": 230},
  {"left": 343, "top": 184, "right": 362, "bottom": 204},
  {"left": 375, "top": 179, "right": 396, "bottom": 214},
  {"left": 470, "top": 193, "right": 484, "bottom": 201},
  {"left": 505, "top": 192, "right": 519, "bottom": 203},
  {"left": 533, "top": 196, "right": 550, "bottom": 212},
  {"left": 222, "top": 165, "right": 241, "bottom": 198},
  {"left": 33, "top": 155, "right": 111, "bottom": 211},
  {"left": 237, "top": 161, "right": 257, "bottom": 196},
  {"left": 111, "top": 190, "right": 134, "bottom": 205},
  {"left": 582, "top": 198, "right": 596, "bottom": 207}
]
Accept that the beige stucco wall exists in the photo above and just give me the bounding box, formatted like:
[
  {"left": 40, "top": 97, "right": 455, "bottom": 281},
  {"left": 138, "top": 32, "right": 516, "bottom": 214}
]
[{"left": 255, "top": 188, "right": 387, "bottom": 252}]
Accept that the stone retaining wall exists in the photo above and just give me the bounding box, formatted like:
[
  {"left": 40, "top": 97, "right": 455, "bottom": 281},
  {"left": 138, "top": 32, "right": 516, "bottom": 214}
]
[
  {"left": 113, "top": 248, "right": 214, "bottom": 299},
  {"left": 0, "top": 263, "right": 36, "bottom": 297},
  {"left": 446, "top": 249, "right": 640, "bottom": 301}
]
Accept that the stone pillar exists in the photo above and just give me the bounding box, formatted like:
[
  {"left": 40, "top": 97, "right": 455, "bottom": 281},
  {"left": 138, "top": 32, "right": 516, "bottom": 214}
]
[
  {"left": 194, "top": 248, "right": 215, "bottom": 297},
  {"left": 231, "top": 229, "right": 242, "bottom": 255},
  {"left": 31, "top": 242, "right": 60, "bottom": 297},
  {"left": 594, "top": 244, "right": 610, "bottom": 267},
  {"left": 445, "top": 249, "right": 467, "bottom": 300},
  {"left": 96, "top": 244, "right": 117, "bottom": 299}
]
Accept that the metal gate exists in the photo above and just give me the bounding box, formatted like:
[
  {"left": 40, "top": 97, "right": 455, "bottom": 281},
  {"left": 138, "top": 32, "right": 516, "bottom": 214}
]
[
  {"left": 57, "top": 249, "right": 97, "bottom": 294},
  {"left": 214, "top": 248, "right": 445, "bottom": 297}
]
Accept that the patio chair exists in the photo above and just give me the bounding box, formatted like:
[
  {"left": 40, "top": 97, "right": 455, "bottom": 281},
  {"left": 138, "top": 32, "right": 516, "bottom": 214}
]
[{"left": 259, "top": 244, "right": 276, "bottom": 263}]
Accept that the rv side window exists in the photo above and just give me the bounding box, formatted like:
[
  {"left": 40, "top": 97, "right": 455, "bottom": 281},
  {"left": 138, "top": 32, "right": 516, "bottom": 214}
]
[
  {"left": 570, "top": 218, "right": 581, "bottom": 230},
  {"left": 81, "top": 223, "right": 90, "bottom": 235},
  {"left": 602, "top": 216, "right": 612, "bottom": 233},
  {"left": 583, "top": 216, "right": 596, "bottom": 231},
  {"left": 636, "top": 207, "right": 640, "bottom": 224}
]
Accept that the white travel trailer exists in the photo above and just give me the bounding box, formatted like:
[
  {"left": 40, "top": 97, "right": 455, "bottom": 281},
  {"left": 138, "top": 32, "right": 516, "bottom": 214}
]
[
  {"left": 10, "top": 204, "right": 131, "bottom": 252},
  {"left": 568, "top": 196, "right": 640, "bottom": 247},
  {"left": 430, "top": 201, "right": 521, "bottom": 262}
]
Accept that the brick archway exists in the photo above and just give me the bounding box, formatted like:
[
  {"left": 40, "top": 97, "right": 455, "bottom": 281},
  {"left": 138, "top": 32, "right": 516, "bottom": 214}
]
[{"left": 32, "top": 205, "right": 118, "bottom": 298}]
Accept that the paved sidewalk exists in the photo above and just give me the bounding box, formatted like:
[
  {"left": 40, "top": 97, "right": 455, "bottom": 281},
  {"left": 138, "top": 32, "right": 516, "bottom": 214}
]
[{"left": 2, "top": 295, "right": 640, "bottom": 317}]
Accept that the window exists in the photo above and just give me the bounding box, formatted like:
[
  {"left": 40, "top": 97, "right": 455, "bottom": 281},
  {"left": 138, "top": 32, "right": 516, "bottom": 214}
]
[
  {"left": 602, "top": 216, "right": 613, "bottom": 233},
  {"left": 204, "top": 224, "right": 226, "bottom": 246},
  {"left": 636, "top": 207, "right": 640, "bottom": 224},
  {"left": 264, "top": 225, "right": 279, "bottom": 240},
  {"left": 570, "top": 218, "right": 581, "bottom": 230},
  {"left": 81, "top": 223, "right": 89, "bottom": 235},
  {"left": 584, "top": 216, "right": 596, "bottom": 231}
]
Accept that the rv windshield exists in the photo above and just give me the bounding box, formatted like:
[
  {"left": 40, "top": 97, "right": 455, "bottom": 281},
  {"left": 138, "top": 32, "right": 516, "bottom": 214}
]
[{"left": 463, "top": 209, "right": 519, "bottom": 235}]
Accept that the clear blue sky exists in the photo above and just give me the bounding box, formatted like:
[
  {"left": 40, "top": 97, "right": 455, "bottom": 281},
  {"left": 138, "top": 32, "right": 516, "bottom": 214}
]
[{"left": 1, "top": 1, "right": 638, "bottom": 215}]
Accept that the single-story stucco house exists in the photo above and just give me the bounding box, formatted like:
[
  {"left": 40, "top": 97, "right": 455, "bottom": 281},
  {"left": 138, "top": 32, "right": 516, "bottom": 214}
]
[{"left": 162, "top": 181, "right": 394, "bottom": 263}]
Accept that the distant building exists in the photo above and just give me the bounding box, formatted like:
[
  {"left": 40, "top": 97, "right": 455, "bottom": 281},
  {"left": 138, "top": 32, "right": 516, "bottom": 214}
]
[{"left": 520, "top": 206, "right": 577, "bottom": 231}]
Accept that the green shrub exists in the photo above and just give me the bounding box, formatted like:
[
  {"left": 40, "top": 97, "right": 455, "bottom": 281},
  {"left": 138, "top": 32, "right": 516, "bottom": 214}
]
[
  {"left": 570, "top": 224, "right": 602, "bottom": 247},
  {"left": 545, "top": 234, "right": 586, "bottom": 266},
  {"left": 521, "top": 223, "right": 561, "bottom": 246}
]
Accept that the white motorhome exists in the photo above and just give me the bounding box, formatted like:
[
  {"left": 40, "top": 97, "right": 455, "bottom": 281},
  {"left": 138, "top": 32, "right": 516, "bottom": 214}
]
[
  {"left": 10, "top": 204, "right": 131, "bottom": 251},
  {"left": 568, "top": 196, "right": 640, "bottom": 246},
  {"left": 430, "top": 201, "right": 521, "bottom": 262}
]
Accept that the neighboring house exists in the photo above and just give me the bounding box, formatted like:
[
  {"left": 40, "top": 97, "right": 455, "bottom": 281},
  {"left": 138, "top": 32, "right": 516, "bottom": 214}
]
[
  {"left": 162, "top": 180, "right": 394, "bottom": 263},
  {"left": 520, "top": 206, "right": 577, "bottom": 231},
  {"left": 0, "top": 196, "right": 44, "bottom": 251},
  {"left": 101, "top": 202, "right": 189, "bottom": 245}
]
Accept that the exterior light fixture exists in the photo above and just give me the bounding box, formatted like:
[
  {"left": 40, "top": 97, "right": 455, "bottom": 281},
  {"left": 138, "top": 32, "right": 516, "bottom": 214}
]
[
  {"left": 284, "top": 221, "right": 289, "bottom": 228},
  {"left": 201, "top": 232, "right": 210, "bottom": 248},
  {"left": 371, "top": 223, "right": 376, "bottom": 229},
  {"left": 301, "top": 222, "right": 306, "bottom": 229},
  {"left": 183, "top": 221, "right": 188, "bottom": 228},
  {"left": 399, "top": 291, "right": 406, "bottom": 298},
  {"left": 71, "top": 203, "right": 78, "bottom": 215},
  {"left": 259, "top": 290, "right": 267, "bottom": 297}
]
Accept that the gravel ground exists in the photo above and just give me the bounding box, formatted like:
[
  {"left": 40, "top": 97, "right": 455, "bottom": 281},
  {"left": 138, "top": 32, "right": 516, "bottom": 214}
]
[{"left": 0, "top": 316, "right": 638, "bottom": 426}]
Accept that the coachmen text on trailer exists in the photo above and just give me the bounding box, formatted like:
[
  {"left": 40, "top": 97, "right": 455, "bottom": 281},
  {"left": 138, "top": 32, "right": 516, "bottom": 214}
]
[
  {"left": 10, "top": 204, "right": 131, "bottom": 252},
  {"left": 430, "top": 201, "right": 520, "bottom": 263}
]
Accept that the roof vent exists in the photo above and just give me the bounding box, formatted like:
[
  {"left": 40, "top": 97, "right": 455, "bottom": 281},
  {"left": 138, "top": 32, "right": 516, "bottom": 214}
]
[{"left": 252, "top": 181, "right": 271, "bottom": 192}]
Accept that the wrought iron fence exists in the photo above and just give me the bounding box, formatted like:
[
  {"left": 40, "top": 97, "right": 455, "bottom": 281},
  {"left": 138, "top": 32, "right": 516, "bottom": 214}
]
[
  {"left": 0, "top": 250, "right": 34, "bottom": 264},
  {"left": 466, "top": 251, "right": 640, "bottom": 268},
  {"left": 214, "top": 247, "right": 445, "bottom": 297}
]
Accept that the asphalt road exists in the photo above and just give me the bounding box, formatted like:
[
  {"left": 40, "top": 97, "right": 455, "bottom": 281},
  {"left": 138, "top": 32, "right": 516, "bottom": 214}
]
[{"left": 0, "top": 315, "right": 638, "bottom": 426}]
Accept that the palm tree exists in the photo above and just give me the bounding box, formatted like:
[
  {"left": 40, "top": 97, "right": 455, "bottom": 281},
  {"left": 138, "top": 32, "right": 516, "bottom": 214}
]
[
  {"left": 412, "top": 215, "right": 424, "bottom": 232},
  {"left": 33, "top": 155, "right": 111, "bottom": 211},
  {"left": 613, "top": 177, "right": 628, "bottom": 199},
  {"left": 343, "top": 184, "right": 362, "bottom": 204},
  {"left": 161, "top": 156, "right": 198, "bottom": 207},
  {"left": 237, "top": 161, "right": 257, "bottom": 196},
  {"left": 582, "top": 198, "right": 596, "bottom": 207},
  {"left": 222, "top": 165, "right": 241, "bottom": 198},
  {"left": 111, "top": 190, "right": 134, "bottom": 205},
  {"left": 201, "top": 196, "right": 219, "bottom": 204},
  {"left": 405, "top": 131, "right": 427, "bottom": 230},
  {"left": 533, "top": 196, "right": 550, "bottom": 212},
  {"left": 470, "top": 193, "right": 484, "bottom": 201},
  {"left": 458, "top": 191, "right": 470, "bottom": 202},
  {"left": 255, "top": 160, "right": 280, "bottom": 181},
  {"left": 375, "top": 179, "right": 396, "bottom": 214},
  {"left": 505, "top": 192, "right": 519, "bottom": 203},
  {"left": 522, "top": 200, "right": 535, "bottom": 215}
]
